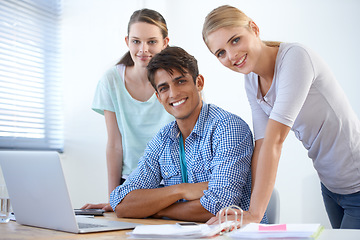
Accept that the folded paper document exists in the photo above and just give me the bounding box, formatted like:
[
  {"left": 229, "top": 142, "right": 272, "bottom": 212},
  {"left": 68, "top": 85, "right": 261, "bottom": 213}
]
[{"left": 229, "top": 223, "right": 324, "bottom": 239}]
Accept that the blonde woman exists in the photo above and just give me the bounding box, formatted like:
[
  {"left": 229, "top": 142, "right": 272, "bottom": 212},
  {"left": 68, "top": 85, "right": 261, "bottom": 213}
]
[
  {"left": 203, "top": 5, "right": 360, "bottom": 229},
  {"left": 82, "top": 9, "right": 174, "bottom": 212}
]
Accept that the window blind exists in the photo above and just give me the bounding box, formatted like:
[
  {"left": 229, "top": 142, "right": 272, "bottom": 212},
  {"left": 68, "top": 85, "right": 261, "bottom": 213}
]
[{"left": 0, "top": 0, "right": 63, "bottom": 152}]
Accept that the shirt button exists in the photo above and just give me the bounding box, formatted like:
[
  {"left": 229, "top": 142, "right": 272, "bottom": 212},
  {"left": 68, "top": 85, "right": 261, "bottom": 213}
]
[{"left": 164, "top": 172, "right": 168, "bottom": 176}]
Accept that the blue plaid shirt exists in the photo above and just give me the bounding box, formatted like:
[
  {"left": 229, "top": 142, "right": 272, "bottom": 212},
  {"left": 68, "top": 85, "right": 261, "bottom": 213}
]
[{"left": 110, "top": 103, "right": 258, "bottom": 217}]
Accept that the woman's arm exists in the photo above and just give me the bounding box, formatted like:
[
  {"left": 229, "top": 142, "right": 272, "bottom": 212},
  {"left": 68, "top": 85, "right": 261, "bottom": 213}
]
[
  {"left": 207, "top": 119, "right": 290, "bottom": 225},
  {"left": 248, "top": 46, "right": 316, "bottom": 222},
  {"left": 248, "top": 119, "right": 290, "bottom": 222},
  {"left": 251, "top": 138, "right": 263, "bottom": 191},
  {"left": 81, "top": 111, "right": 122, "bottom": 212},
  {"left": 104, "top": 110, "right": 123, "bottom": 196}
]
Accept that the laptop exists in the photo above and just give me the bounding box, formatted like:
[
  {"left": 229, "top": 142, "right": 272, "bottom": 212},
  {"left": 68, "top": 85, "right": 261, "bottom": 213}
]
[{"left": 0, "top": 150, "right": 140, "bottom": 233}]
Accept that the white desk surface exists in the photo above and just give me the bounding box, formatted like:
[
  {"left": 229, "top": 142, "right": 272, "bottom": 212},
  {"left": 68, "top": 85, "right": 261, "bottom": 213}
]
[{"left": 316, "top": 229, "right": 360, "bottom": 240}]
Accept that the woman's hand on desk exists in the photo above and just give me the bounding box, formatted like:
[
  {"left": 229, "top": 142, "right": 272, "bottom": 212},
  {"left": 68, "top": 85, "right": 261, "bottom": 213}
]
[
  {"left": 206, "top": 209, "right": 259, "bottom": 226},
  {"left": 81, "top": 203, "right": 113, "bottom": 212}
]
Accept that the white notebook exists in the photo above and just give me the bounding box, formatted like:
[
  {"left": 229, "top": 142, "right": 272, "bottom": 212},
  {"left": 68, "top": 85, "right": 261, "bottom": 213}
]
[{"left": 228, "top": 223, "right": 323, "bottom": 239}]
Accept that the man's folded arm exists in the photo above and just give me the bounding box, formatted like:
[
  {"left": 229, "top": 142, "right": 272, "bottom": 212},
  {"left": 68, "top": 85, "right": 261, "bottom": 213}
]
[
  {"left": 114, "top": 185, "right": 182, "bottom": 218},
  {"left": 154, "top": 199, "right": 215, "bottom": 222},
  {"left": 114, "top": 182, "right": 208, "bottom": 218}
]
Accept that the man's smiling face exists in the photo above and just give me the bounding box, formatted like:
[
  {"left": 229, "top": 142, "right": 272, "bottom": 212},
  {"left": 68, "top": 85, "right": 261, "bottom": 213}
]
[{"left": 154, "top": 68, "right": 203, "bottom": 122}]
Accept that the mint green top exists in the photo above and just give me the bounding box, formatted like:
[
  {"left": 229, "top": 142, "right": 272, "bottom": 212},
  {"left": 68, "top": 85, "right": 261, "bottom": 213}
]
[{"left": 92, "top": 64, "right": 174, "bottom": 175}]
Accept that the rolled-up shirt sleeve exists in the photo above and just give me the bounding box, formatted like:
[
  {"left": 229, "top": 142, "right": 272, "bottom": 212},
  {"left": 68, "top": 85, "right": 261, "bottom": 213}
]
[
  {"left": 199, "top": 115, "right": 253, "bottom": 215},
  {"left": 109, "top": 131, "right": 165, "bottom": 210}
]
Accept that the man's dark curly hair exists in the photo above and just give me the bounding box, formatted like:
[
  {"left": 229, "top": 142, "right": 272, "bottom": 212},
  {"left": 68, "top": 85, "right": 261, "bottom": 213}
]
[{"left": 147, "top": 46, "right": 199, "bottom": 91}]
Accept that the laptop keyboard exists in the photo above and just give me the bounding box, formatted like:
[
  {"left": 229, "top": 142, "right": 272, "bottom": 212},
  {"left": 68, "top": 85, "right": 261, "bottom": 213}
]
[{"left": 78, "top": 222, "right": 107, "bottom": 229}]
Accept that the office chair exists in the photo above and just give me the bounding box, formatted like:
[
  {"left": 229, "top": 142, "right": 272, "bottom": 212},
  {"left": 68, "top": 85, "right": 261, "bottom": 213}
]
[{"left": 266, "top": 187, "right": 280, "bottom": 224}]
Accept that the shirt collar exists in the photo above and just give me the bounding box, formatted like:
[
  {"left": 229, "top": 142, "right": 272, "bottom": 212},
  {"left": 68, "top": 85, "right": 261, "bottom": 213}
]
[
  {"left": 191, "top": 101, "right": 208, "bottom": 138},
  {"left": 169, "top": 101, "right": 208, "bottom": 141}
]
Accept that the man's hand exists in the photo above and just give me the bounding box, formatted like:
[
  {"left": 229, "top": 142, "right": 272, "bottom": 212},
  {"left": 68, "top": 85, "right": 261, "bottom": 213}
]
[
  {"left": 81, "top": 203, "right": 113, "bottom": 212},
  {"left": 147, "top": 182, "right": 212, "bottom": 222},
  {"left": 181, "top": 182, "right": 208, "bottom": 200}
]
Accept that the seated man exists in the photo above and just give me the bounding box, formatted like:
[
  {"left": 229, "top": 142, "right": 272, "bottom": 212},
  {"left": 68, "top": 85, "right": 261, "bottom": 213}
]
[{"left": 110, "top": 46, "right": 264, "bottom": 223}]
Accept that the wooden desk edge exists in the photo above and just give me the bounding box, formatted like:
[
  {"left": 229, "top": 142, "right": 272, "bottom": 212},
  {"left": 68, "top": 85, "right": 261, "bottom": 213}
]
[{"left": 0, "top": 212, "right": 187, "bottom": 240}]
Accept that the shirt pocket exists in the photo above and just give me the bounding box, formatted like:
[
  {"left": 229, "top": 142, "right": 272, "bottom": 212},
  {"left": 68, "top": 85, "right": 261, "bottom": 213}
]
[
  {"left": 191, "top": 159, "right": 211, "bottom": 182},
  {"left": 160, "top": 165, "right": 181, "bottom": 185}
]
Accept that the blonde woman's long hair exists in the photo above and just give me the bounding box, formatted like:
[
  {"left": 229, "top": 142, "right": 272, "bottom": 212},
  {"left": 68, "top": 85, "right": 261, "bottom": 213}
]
[{"left": 202, "top": 5, "right": 280, "bottom": 48}]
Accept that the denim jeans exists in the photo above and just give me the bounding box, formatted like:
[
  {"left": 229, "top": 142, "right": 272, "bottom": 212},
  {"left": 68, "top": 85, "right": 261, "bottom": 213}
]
[{"left": 321, "top": 183, "right": 360, "bottom": 229}]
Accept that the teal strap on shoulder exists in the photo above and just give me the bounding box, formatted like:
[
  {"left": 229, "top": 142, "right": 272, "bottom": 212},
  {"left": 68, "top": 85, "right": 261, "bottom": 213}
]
[{"left": 179, "top": 133, "right": 188, "bottom": 183}]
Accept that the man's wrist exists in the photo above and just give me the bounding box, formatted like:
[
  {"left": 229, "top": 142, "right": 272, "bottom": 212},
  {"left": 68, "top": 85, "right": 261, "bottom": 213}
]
[{"left": 172, "top": 183, "right": 186, "bottom": 199}]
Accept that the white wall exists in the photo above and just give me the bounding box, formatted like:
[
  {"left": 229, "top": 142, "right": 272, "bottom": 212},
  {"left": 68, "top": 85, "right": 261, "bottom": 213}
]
[{"left": 59, "top": 0, "right": 360, "bottom": 229}]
